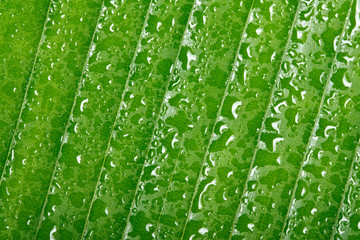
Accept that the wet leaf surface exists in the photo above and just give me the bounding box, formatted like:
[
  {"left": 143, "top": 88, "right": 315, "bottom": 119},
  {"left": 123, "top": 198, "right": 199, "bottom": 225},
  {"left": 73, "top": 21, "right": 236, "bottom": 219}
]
[{"left": 0, "top": 0, "right": 359, "bottom": 239}]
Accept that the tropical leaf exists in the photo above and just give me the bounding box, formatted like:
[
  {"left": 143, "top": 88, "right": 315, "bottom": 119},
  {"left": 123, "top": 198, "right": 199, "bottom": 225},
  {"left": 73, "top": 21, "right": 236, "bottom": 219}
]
[{"left": 0, "top": 0, "right": 359, "bottom": 239}]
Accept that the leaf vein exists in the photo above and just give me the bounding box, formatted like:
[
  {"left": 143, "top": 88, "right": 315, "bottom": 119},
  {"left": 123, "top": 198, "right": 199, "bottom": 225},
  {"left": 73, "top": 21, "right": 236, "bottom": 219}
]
[
  {"left": 228, "top": 0, "right": 303, "bottom": 238},
  {"left": 179, "top": 0, "right": 257, "bottom": 238},
  {"left": 330, "top": 139, "right": 360, "bottom": 240},
  {"left": 279, "top": 1, "right": 355, "bottom": 238},
  {"left": 79, "top": 0, "right": 155, "bottom": 238},
  {"left": 0, "top": 0, "right": 53, "bottom": 188},
  {"left": 33, "top": 1, "right": 107, "bottom": 238},
  {"left": 120, "top": 0, "right": 197, "bottom": 239}
]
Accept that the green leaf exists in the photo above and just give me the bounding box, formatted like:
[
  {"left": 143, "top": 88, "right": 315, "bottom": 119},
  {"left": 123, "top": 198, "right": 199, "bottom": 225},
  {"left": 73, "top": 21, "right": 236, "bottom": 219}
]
[
  {"left": 230, "top": 0, "right": 357, "bottom": 239},
  {"left": 0, "top": 0, "right": 104, "bottom": 238},
  {"left": 0, "top": 0, "right": 50, "bottom": 174},
  {"left": 1, "top": 0, "right": 359, "bottom": 239}
]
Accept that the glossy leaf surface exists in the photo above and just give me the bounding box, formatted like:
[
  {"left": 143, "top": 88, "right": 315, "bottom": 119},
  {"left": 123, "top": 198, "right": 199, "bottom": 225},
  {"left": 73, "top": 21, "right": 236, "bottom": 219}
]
[{"left": 0, "top": 0, "right": 359, "bottom": 239}]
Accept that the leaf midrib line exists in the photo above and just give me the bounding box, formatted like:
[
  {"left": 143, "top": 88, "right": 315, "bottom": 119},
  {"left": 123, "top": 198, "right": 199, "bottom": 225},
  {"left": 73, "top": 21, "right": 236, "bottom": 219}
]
[
  {"left": 120, "top": 0, "right": 197, "bottom": 238},
  {"left": 80, "top": 0, "right": 155, "bottom": 238},
  {"left": 33, "top": 0, "right": 106, "bottom": 238},
  {"left": 0, "top": 0, "right": 53, "bottom": 188},
  {"left": 257, "top": 176, "right": 277, "bottom": 239},
  {"left": 279, "top": 1, "right": 354, "bottom": 237},
  {"left": 329, "top": 66, "right": 360, "bottom": 239},
  {"left": 178, "top": 0, "right": 256, "bottom": 238},
  {"left": 330, "top": 139, "right": 360, "bottom": 239},
  {"left": 228, "top": 0, "right": 303, "bottom": 238},
  {"left": 153, "top": 123, "right": 190, "bottom": 238}
]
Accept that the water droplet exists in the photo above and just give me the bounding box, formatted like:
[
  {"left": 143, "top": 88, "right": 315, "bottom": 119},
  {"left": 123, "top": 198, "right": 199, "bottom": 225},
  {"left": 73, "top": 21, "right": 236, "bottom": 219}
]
[
  {"left": 80, "top": 98, "right": 88, "bottom": 112},
  {"left": 187, "top": 51, "right": 197, "bottom": 70},
  {"left": 247, "top": 223, "right": 255, "bottom": 232},
  {"left": 199, "top": 227, "right": 208, "bottom": 235},
  {"left": 50, "top": 226, "right": 56, "bottom": 240},
  {"left": 109, "top": 23, "right": 115, "bottom": 32},
  {"left": 231, "top": 101, "right": 242, "bottom": 119},
  {"left": 145, "top": 223, "right": 153, "bottom": 232},
  {"left": 198, "top": 179, "right": 216, "bottom": 209}
]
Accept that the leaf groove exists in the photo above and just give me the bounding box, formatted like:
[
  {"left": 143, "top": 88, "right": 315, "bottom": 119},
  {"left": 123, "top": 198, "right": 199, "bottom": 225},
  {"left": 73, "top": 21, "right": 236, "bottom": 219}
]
[
  {"left": 330, "top": 140, "right": 360, "bottom": 240},
  {"left": 279, "top": 2, "right": 354, "bottom": 237},
  {"left": 79, "top": 0, "right": 155, "bottom": 238},
  {"left": 153, "top": 125, "right": 189, "bottom": 239},
  {"left": 120, "top": 0, "right": 197, "bottom": 238},
  {"left": 0, "top": 0, "right": 53, "bottom": 188},
  {"left": 178, "top": 0, "right": 256, "bottom": 238},
  {"left": 33, "top": 1, "right": 107, "bottom": 237},
  {"left": 228, "top": 0, "right": 303, "bottom": 237}
]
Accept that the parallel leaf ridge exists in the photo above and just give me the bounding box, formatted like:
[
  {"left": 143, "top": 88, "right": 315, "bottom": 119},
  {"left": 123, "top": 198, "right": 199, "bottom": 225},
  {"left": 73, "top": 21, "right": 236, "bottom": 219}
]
[{"left": 0, "top": 0, "right": 359, "bottom": 239}]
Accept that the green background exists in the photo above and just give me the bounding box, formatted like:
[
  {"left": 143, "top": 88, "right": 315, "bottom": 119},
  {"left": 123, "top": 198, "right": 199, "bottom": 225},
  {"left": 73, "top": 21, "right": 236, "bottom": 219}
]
[{"left": 0, "top": 0, "right": 359, "bottom": 239}]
